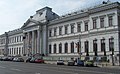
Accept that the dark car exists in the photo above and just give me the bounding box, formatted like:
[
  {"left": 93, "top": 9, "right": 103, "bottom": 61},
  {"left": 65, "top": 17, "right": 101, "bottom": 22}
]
[
  {"left": 2, "top": 57, "right": 9, "bottom": 61},
  {"left": 0, "top": 57, "right": 3, "bottom": 61},
  {"left": 77, "top": 60, "right": 84, "bottom": 66},
  {"left": 26, "top": 57, "right": 32, "bottom": 62},
  {"left": 57, "top": 60, "right": 64, "bottom": 65},
  {"left": 35, "top": 58, "right": 44, "bottom": 63},
  {"left": 30, "top": 57, "right": 36, "bottom": 63},
  {"left": 67, "top": 60, "right": 75, "bottom": 66}
]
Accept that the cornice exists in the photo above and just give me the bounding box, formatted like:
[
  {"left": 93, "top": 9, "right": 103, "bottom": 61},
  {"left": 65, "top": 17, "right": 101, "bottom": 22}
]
[
  {"left": 48, "top": 27, "right": 118, "bottom": 42},
  {"left": 49, "top": 2, "right": 120, "bottom": 26},
  {"left": 49, "top": 12, "right": 89, "bottom": 25}
]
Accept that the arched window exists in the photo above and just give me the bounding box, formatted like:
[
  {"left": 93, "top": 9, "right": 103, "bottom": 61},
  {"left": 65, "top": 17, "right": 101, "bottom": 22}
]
[
  {"left": 85, "top": 41, "right": 89, "bottom": 56},
  {"left": 49, "top": 44, "right": 52, "bottom": 54},
  {"left": 109, "top": 37, "right": 114, "bottom": 55},
  {"left": 59, "top": 43, "right": 62, "bottom": 53},
  {"left": 64, "top": 43, "right": 68, "bottom": 53},
  {"left": 53, "top": 44, "right": 56, "bottom": 53},
  {"left": 93, "top": 39, "right": 97, "bottom": 56},
  {"left": 71, "top": 42, "right": 74, "bottom": 53},
  {"left": 101, "top": 38, "right": 106, "bottom": 56}
]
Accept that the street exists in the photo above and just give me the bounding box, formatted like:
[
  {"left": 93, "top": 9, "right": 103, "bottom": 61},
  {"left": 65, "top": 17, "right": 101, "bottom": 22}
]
[{"left": 0, "top": 61, "right": 120, "bottom": 74}]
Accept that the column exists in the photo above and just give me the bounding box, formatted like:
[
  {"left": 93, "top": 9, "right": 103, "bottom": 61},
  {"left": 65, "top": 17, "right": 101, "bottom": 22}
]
[
  {"left": 37, "top": 29, "right": 40, "bottom": 54},
  {"left": 27, "top": 32, "right": 30, "bottom": 56},
  {"left": 35, "top": 31, "right": 37, "bottom": 54},
  {"left": 23, "top": 33, "right": 26, "bottom": 56},
  {"left": 32, "top": 31, "right": 35, "bottom": 55}
]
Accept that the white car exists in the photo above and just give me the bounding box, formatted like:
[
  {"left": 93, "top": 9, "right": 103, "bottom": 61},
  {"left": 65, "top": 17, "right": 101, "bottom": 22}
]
[{"left": 57, "top": 60, "right": 64, "bottom": 65}]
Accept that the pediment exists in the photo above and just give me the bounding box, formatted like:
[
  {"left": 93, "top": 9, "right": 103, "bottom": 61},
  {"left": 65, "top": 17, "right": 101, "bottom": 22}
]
[
  {"left": 21, "top": 18, "right": 44, "bottom": 29},
  {"left": 21, "top": 19, "right": 35, "bottom": 29}
]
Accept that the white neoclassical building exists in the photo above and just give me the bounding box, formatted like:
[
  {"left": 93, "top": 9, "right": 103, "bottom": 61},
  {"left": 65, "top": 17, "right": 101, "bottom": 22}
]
[{"left": 0, "top": 1, "right": 120, "bottom": 64}]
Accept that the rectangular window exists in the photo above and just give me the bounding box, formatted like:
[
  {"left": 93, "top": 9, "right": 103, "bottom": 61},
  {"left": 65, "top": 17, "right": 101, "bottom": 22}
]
[
  {"left": 100, "top": 18, "right": 104, "bottom": 28},
  {"left": 85, "top": 22, "right": 88, "bottom": 31},
  {"left": 70, "top": 23, "right": 75, "bottom": 33},
  {"left": 54, "top": 28, "right": 57, "bottom": 36},
  {"left": 108, "top": 16, "right": 113, "bottom": 26},
  {"left": 65, "top": 25, "right": 68, "bottom": 34},
  {"left": 77, "top": 22, "right": 81, "bottom": 32},
  {"left": 49, "top": 29, "right": 52, "bottom": 37},
  {"left": 93, "top": 19, "right": 97, "bottom": 29},
  {"left": 59, "top": 26, "right": 62, "bottom": 35}
]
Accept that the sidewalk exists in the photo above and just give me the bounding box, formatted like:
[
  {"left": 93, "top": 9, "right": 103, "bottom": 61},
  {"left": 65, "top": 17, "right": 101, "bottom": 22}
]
[{"left": 95, "top": 62, "right": 120, "bottom": 69}]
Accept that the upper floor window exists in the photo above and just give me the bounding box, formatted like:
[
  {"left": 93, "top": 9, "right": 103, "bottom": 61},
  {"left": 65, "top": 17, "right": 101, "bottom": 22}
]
[
  {"left": 93, "top": 19, "right": 97, "bottom": 29},
  {"left": 54, "top": 28, "right": 57, "bottom": 36},
  {"left": 17, "top": 36, "right": 19, "bottom": 42},
  {"left": 85, "top": 22, "right": 88, "bottom": 31},
  {"left": 49, "top": 29, "right": 52, "bottom": 37},
  {"left": 77, "top": 22, "right": 81, "bottom": 32},
  {"left": 100, "top": 17, "right": 104, "bottom": 28},
  {"left": 59, "top": 26, "right": 62, "bottom": 35},
  {"left": 109, "top": 37, "right": 114, "bottom": 53},
  {"left": 64, "top": 25, "right": 68, "bottom": 34},
  {"left": 70, "top": 23, "right": 75, "bottom": 33},
  {"left": 108, "top": 16, "right": 113, "bottom": 26}
]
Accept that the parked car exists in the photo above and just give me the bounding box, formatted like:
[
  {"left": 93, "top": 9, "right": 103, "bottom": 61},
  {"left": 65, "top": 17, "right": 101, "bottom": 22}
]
[
  {"left": 35, "top": 58, "right": 44, "bottom": 63},
  {"left": 29, "top": 57, "right": 36, "bottom": 63},
  {"left": 67, "top": 60, "right": 75, "bottom": 66},
  {"left": 2, "top": 57, "right": 9, "bottom": 61},
  {"left": 8, "top": 57, "right": 14, "bottom": 61},
  {"left": 57, "top": 60, "right": 64, "bottom": 65},
  {"left": 0, "top": 57, "right": 3, "bottom": 61},
  {"left": 77, "top": 60, "right": 84, "bottom": 66},
  {"left": 26, "top": 57, "right": 32, "bottom": 62},
  {"left": 85, "top": 60, "right": 94, "bottom": 67},
  {"left": 13, "top": 57, "right": 24, "bottom": 62}
]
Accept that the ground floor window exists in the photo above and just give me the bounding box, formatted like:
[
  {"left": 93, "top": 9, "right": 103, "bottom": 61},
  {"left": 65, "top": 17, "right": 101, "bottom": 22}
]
[
  {"left": 64, "top": 43, "right": 68, "bottom": 53},
  {"left": 53, "top": 44, "right": 56, "bottom": 53},
  {"left": 59, "top": 43, "right": 62, "bottom": 53},
  {"left": 71, "top": 42, "right": 74, "bottom": 53},
  {"left": 49, "top": 44, "right": 51, "bottom": 54}
]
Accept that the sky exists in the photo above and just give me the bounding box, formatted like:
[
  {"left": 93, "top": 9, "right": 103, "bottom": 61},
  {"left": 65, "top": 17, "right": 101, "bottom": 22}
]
[{"left": 0, "top": 0, "right": 120, "bottom": 34}]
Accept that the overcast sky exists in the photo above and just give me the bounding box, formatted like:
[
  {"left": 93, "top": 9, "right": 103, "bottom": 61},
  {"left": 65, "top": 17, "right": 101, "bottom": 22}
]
[{"left": 0, "top": 0, "right": 120, "bottom": 34}]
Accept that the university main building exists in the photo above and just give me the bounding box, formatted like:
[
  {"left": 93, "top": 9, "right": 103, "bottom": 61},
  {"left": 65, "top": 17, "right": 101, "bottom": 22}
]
[{"left": 0, "top": 1, "right": 120, "bottom": 64}]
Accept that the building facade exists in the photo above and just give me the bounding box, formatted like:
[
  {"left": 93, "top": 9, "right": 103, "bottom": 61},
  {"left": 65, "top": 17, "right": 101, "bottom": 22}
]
[
  {"left": 48, "top": 2, "right": 120, "bottom": 62},
  {"left": 0, "top": 2, "right": 120, "bottom": 64}
]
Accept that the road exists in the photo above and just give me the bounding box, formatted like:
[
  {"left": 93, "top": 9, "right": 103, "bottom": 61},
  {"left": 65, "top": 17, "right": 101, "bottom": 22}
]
[{"left": 0, "top": 61, "right": 120, "bottom": 74}]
